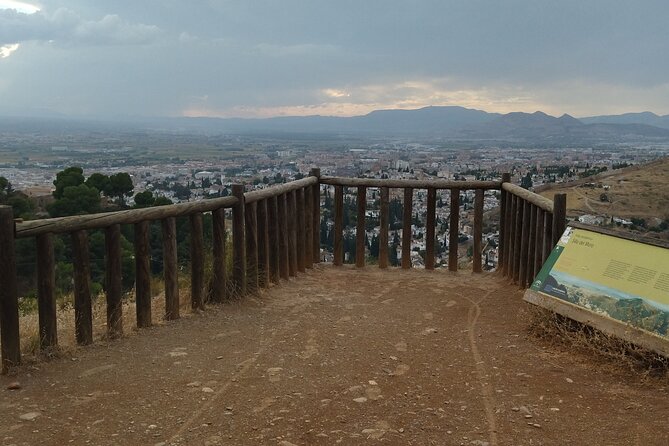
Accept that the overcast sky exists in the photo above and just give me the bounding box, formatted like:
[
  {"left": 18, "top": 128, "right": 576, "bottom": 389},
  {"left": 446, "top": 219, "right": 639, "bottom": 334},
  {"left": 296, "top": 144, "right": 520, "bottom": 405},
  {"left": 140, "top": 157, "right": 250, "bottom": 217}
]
[{"left": 1, "top": 0, "right": 668, "bottom": 119}]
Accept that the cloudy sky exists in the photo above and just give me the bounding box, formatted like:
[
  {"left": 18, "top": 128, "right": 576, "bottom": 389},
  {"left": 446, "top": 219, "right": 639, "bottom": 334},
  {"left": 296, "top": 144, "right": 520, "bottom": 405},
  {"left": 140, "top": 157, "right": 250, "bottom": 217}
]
[{"left": 1, "top": 0, "right": 668, "bottom": 118}]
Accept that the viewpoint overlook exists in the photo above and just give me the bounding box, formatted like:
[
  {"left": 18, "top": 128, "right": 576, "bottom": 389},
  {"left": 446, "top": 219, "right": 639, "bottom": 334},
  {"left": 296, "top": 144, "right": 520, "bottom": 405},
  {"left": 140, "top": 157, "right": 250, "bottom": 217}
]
[
  {"left": 1, "top": 167, "right": 668, "bottom": 445},
  {"left": 2, "top": 1, "right": 669, "bottom": 444}
]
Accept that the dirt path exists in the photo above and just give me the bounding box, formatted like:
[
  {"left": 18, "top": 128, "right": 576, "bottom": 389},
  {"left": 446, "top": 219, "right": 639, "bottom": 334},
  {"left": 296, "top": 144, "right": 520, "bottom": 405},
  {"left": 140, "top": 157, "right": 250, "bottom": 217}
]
[{"left": 1, "top": 266, "right": 668, "bottom": 445}]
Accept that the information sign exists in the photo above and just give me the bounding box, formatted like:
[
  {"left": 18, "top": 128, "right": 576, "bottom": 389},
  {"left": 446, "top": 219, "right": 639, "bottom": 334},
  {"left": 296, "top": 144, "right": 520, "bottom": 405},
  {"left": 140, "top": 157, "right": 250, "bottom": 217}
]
[{"left": 524, "top": 225, "right": 669, "bottom": 356}]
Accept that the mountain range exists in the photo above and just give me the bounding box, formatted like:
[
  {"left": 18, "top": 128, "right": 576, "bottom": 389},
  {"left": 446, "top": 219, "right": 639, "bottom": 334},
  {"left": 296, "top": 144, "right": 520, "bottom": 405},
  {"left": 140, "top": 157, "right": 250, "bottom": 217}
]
[
  {"left": 3, "top": 106, "right": 669, "bottom": 144},
  {"left": 580, "top": 111, "right": 669, "bottom": 129},
  {"left": 162, "top": 107, "right": 669, "bottom": 143}
]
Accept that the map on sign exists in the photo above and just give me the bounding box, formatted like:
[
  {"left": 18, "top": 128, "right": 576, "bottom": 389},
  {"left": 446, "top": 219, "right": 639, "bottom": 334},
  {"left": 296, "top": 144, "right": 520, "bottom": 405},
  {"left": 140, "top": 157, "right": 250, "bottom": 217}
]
[{"left": 528, "top": 226, "right": 669, "bottom": 342}]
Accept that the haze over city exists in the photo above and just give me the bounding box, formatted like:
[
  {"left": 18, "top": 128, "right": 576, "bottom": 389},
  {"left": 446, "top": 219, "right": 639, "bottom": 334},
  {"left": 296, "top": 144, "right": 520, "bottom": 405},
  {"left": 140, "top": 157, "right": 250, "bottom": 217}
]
[{"left": 2, "top": 0, "right": 669, "bottom": 119}]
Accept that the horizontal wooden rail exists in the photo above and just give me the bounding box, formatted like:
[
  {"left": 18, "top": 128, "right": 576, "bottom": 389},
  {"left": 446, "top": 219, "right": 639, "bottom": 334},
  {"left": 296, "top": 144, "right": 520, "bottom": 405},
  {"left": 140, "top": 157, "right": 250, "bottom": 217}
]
[
  {"left": 502, "top": 183, "right": 554, "bottom": 212},
  {"left": 16, "top": 196, "right": 239, "bottom": 238},
  {"left": 321, "top": 176, "right": 501, "bottom": 190},
  {"left": 244, "top": 176, "right": 318, "bottom": 204}
]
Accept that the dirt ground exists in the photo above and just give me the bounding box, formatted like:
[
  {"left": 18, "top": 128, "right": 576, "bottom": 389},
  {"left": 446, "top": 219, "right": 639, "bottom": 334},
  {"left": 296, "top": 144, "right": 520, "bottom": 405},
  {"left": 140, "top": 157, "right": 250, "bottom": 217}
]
[{"left": 1, "top": 266, "right": 668, "bottom": 446}]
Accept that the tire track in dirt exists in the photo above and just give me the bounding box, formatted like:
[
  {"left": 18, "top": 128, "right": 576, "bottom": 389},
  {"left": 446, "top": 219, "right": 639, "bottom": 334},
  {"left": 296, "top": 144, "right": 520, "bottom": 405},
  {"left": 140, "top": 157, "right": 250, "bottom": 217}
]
[
  {"left": 165, "top": 276, "right": 401, "bottom": 444},
  {"left": 165, "top": 349, "right": 263, "bottom": 444},
  {"left": 163, "top": 306, "right": 304, "bottom": 443},
  {"left": 461, "top": 288, "right": 498, "bottom": 446}
]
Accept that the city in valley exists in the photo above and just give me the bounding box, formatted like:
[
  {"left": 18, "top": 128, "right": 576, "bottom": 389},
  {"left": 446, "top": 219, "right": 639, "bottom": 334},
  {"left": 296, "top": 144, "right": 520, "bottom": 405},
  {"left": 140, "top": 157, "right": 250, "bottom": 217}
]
[{"left": 1, "top": 120, "right": 668, "bottom": 273}]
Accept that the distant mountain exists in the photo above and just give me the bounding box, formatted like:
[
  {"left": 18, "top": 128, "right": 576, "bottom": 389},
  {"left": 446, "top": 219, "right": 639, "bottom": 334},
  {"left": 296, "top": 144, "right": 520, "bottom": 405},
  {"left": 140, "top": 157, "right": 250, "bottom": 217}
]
[
  {"left": 4, "top": 106, "right": 669, "bottom": 144},
  {"left": 159, "top": 106, "right": 498, "bottom": 136},
  {"left": 351, "top": 106, "right": 500, "bottom": 134},
  {"left": 462, "top": 110, "right": 669, "bottom": 143},
  {"left": 462, "top": 111, "right": 584, "bottom": 139},
  {"left": 581, "top": 111, "right": 669, "bottom": 129},
  {"left": 176, "top": 107, "right": 669, "bottom": 142}
]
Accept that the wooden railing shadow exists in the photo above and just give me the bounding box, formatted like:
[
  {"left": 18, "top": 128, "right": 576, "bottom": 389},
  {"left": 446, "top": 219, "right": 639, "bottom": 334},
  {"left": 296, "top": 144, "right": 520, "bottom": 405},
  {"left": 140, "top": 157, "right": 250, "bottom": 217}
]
[{"left": 0, "top": 169, "right": 564, "bottom": 373}]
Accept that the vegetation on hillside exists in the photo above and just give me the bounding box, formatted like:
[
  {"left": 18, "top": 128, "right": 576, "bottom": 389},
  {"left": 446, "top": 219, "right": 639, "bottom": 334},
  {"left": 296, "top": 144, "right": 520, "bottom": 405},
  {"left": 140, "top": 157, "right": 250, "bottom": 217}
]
[
  {"left": 538, "top": 157, "right": 669, "bottom": 240},
  {"left": 10, "top": 166, "right": 220, "bottom": 311}
]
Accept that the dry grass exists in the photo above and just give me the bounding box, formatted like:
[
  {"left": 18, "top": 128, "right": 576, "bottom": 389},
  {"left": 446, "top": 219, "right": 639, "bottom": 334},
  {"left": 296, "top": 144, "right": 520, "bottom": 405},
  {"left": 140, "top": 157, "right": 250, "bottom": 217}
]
[
  {"left": 16, "top": 241, "right": 238, "bottom": 364},
  {"left": 526, "top": 305, "right": 669, "bottom": 380},
  {"left": 538, "top": 156, "right": 669, "bottom": 224},
  {"left": 17, "top": 274, "right": 212, "bottom": 364}
]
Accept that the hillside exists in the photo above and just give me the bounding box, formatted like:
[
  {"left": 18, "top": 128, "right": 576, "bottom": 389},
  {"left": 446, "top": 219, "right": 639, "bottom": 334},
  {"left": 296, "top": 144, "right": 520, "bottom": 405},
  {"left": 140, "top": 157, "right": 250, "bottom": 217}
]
[
  {"left": 537, "top": 157, "right": 669, "bottom": 236},
  {"left": 581, "top": 112, "right": 669, "bottom": 129}
]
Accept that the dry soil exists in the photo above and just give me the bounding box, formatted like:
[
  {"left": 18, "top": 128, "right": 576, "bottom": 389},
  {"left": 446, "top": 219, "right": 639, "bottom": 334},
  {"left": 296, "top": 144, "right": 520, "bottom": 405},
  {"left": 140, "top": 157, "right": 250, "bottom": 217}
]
[{"left": 1, "top": 266, "right": 668, "bottom": 445}]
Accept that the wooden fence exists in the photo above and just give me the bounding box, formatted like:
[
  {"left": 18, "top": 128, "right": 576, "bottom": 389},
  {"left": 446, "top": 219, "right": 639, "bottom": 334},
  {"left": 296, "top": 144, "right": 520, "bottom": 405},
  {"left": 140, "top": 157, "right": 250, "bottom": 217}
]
[
  {"left": 320, "top": 176, "right": 502, "bottom": 271},
  {"left": 498, "top": 180, "right": 567, "bottom": 287},
  {"left": 0, "top": 170, "right": 564, "bottom": 373}
]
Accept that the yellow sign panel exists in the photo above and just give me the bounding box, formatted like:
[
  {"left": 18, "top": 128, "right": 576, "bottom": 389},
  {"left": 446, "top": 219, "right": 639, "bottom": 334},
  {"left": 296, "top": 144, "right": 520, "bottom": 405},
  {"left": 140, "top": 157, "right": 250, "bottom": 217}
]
[{"left": 552, "top": 229, "right": 669, "bottom": 305}]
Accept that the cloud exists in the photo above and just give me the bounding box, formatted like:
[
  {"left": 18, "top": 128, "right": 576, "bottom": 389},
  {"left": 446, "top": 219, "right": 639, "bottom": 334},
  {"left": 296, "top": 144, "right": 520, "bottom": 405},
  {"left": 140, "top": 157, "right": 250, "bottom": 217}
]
[
  {"left": 0, "top": 1, "right": 40, "bottom": 14},
  {"left": 0, "top": 42, "right": 19, "bottom": 58},
  {"left": 178, "top": 31, "right": 198, "bottom": 44},
  {"left": 180, "top": 78, "right": 544, "bottom": 118},
  {"left": 2, "top": 1, "right": 669, "bottom": 117},
  {"left": 0, "top": 7, "right": 161, "bottom": 47},
  {"left": 253, "top": 42, "right": 340, "bottom": 57},
  {"left": 322, "top": 88, "right": 350, "bottom": 99}
]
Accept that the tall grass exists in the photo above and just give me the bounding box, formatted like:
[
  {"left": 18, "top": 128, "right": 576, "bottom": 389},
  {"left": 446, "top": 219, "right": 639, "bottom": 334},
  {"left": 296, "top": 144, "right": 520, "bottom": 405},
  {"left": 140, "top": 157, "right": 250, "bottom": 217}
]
[{"left": 527, "top": 306, "right": 669, "bottom": 380}]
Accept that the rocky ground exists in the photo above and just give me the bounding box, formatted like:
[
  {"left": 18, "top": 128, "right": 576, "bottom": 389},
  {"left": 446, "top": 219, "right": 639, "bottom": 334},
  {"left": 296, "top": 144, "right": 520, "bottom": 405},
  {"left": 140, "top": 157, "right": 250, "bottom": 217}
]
[{"left": 1, "top": 266, "right": 668, "bottom": 445}]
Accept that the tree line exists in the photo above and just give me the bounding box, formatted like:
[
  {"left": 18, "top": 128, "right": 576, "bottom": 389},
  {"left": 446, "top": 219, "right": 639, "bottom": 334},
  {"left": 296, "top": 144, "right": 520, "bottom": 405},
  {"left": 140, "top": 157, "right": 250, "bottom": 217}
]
[{"left": 6, "top": 167, "right": 219, "bottom": 309}]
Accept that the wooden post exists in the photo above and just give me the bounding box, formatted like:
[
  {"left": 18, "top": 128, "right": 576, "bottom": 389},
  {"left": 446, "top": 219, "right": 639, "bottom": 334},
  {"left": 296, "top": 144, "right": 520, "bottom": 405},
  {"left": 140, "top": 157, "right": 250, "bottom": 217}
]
[
  {"left": 356, "top": 186, "right": 366, "bottom": 268},
  {"left": 296, "top": 188, "right": 306, "bottom": 272},
  {"left": 402, "top": 187, "right": 413, "bottom": 269},
  {"left": 473, "top": 189, "right": 484, "bottom": 273},
  {"left": 518, "top": 200, "right": 531, "bottom": 288},
  {"left": 190, "top": 212, "right": 205, "bottom": 309},
  {"left": 333, "top": 185, "right": 344, "bottom": 266},
  {"left": 287, "top": 190, "right": 298, "bottom": 276},
  {"left": 499, "top": 173, "right": 511, "bottom": 274},
  {"left": 504, "top": 188, "right": 514, "bottom": 275},
  {"left": 0, "top": 206, "right": 20, "bottom": 372},
  {"left": 245, "top": 201, "right": 259, "bottom": 295},
  {"left": 134, "top": 221, "right": 152, "bottom": 327},
  {"left": 425, "top": 188, "right": 436, "bottom": 270},
  {"left": 526, "top": 204, "right": 537, "bottom": 287},
  {"left": 72, "top": 230, "right": 93, "bottom": 345},
  {"left": 512, "top": 195, "right": 524, "bottom": 284},
  {"left": 232, "top": 184, "right": 246, "bottom": 296},
  {"left": 304, "top": 186, "right": 314, "bottom": 269},
  {"left": 310, "top": 168, "right": 321, "bottom": 263},
  {"left": 162, "top": 217, "right": 180, "bottom": 319},
  {"left": 543, "top": 211, "right": 553, "bottom": 264},
  {"left": 257, "top": 199, "right": 270, "bottom": 288},
  {"left": 277, "top": 193, "right": 289, "bottom": 279},
  {"left": 448, "top": 189, "right": 460, "bottom": 272},
  {"left": 552, "top": 193, "right": 567, "bottom": 246},
  {"left": 36, "top": 233, "right": 57, "bottom": 349},
  {"left": 534, "top": 207, "right": 544, "bottom": 281},
  {"left": 379, "top": 186, "right": 389, "bottom": 269},
  {"left": 105, "top": 224, "right": 123, "bottom": 337},
  {"left": 277, "top": 193, "right": 289, "bottom": 280},
  {"left": 211, "top": 208, "right": 227, "bottom": 303},
  {"left": 268, "top": 196, "right": 281, "bottom": 284},
  {"left": 507, "top": 194, "right": 517, "bottom": 279}
]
